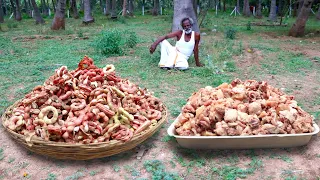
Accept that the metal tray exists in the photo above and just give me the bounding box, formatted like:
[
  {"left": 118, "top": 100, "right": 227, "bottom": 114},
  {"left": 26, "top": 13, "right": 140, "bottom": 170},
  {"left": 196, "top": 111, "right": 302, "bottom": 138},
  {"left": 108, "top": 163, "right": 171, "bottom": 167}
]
[{"left": 167, "top": 114, "right": 320, "bottom": 149}]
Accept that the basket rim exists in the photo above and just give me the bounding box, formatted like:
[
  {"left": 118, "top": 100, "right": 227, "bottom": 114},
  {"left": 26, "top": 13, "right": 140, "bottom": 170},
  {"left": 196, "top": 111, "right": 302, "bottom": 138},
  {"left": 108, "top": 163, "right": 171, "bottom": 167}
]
[{"left": 1, "top": 99, "right": 168, "bottom": 148}]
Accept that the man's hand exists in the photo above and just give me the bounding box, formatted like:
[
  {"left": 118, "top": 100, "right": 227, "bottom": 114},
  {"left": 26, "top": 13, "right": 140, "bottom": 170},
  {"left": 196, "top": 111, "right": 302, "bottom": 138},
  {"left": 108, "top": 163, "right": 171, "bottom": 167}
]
[
  {"left": 196, "top": 62, "right": 204, "bottom": 67},
  {"left": 149, "top": 44, "right": 157, "bottom": 54}
]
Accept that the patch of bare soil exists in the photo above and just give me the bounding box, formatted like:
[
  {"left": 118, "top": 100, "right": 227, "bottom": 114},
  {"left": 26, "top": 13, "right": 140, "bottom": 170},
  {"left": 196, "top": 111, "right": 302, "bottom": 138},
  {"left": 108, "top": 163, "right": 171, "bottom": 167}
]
[
  {"left": 6, "top": 85, "right": 25, "bottom": 102},
  {"left": 234, "top": 42, "right": 264, "bottom": 79}
]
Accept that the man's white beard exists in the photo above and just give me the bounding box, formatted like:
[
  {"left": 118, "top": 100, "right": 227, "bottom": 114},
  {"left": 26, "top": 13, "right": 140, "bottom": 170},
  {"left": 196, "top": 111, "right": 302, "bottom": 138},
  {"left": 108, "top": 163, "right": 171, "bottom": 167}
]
[{"left": 185, "top": 28, "right": 192, "bottom": 34}]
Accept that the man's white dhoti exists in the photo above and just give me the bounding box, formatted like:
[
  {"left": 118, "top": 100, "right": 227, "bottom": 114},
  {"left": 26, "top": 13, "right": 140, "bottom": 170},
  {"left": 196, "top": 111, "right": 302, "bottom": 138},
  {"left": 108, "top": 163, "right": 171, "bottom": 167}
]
[
  {"left": 158, "top": 40, "right": 188, "bottom": 70},
  {"left": 158, "top": 31, "right": 195, "bottom": 70}
]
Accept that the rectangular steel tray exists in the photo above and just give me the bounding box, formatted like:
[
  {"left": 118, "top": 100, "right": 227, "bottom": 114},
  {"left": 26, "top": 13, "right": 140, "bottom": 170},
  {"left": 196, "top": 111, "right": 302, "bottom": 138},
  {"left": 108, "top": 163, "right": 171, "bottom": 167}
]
[{"left": 167, "top": 114, "right": 320, "bottom": 149}]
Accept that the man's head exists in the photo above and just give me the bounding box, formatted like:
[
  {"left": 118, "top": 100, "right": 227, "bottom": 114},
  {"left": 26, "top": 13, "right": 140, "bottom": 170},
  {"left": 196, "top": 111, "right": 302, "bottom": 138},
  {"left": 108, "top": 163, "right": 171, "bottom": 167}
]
[{"left": 181, "top": 17, "right": 193, "bottom": 35}]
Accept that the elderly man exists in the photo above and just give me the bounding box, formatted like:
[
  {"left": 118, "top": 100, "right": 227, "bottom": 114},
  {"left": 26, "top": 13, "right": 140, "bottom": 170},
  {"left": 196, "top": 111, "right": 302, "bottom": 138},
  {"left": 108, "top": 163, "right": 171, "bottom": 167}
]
[{"left": 149, "top": 17, "right": 203, "bottom": 70}]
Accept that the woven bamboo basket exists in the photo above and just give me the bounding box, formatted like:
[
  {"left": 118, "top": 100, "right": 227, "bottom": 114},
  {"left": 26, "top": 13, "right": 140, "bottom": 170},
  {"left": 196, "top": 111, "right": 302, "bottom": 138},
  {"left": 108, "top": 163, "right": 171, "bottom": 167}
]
[{"left": 1, "top": 100, "right": 167, "bottom": 160}]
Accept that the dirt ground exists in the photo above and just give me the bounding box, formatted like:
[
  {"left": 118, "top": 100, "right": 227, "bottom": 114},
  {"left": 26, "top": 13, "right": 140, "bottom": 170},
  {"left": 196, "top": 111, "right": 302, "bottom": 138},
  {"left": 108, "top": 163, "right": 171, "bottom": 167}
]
[{"left": 1, "top": 34, "right": 320, "bottom": 180}]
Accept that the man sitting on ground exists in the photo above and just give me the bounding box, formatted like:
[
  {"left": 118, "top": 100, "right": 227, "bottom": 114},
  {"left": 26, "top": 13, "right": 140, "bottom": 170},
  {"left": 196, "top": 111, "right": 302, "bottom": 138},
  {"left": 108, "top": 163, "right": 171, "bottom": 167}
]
[{"left": 149, "top": 17, "right": 203, "bottom": 70}]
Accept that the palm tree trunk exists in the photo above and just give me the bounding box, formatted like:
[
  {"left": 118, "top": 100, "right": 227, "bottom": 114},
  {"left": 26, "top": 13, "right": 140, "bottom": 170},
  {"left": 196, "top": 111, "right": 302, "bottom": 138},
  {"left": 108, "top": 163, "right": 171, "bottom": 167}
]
[
  {"left": 223, "top": 0, "right": 226, "bottom": 12},
  {"left": 297, "top": 0, "right": 303, "bottom": 15},
  {"left": 42, "top": 0, "right": 49, "bottom": 16},
  {"left": 110, "top": 0, "right": 116, "bottom": 18},
  {"left": 122, "top": 0, "right": 127, "bottom": 16},
  {"left": 10, "top": 0, "right": 17, "bottom": 19},
  {"left": 317, "top": 6, "right": 320, "bottom": 20},
  {"left": 0, "top": 0, "right": 4, "bottom": 23},
  {"left": 99, "top": 0, "right": 103, "bottom": 12},
  {"left": 152, "top": 0, "right": 159, "bottom": 16},
  {"left": 71, "top": 0, "right": 79, "bottom": 18},
  {"left": 269, "top": 0, "right": 277, "bottom": 21},
  {"left": 31, "top": 0, "right": 45, "bottom": 24},
  {"left": 83, "top": 0, "right": 94, "bottom": 23},
  {"left": 105, "top": 0, "right": 110, "bottom": 15},
  {"left": 52, "top": 0, "right": 56, "bottom": 12},
  {"left": 193, "top": 0, "right": 197, "bottom": 15},
  {"left": 278, "top": 0, "right": 283, "bottom": 16},
  {"left": 236, "top": 0, "right": 240, "bottom": 12},
  {"left": 172, "top": 0, "right": 199, "bottom": 33},
  {"left": 128, "top": 0, "right": 133, "bottom": 16},
  {"left": 14, "top": 0, "right": 22, "bottom": 20},
  {"left": 209, "top": 0, "right": 214, "bottom": 9},
  {"left": 51, "top": 0, "right": 65, "bottom": 29},
  {"left": 24, "top": 0, "right": 30, "bottom": 17},
  {"left": 288, "top": 0, "right": 313, "bottom": 37},
  {"left": 256, "top": 0, "right": 262, "bottom": 18},
  {"left": 243, "top": 0, "right": 250, "bottom": 16}
]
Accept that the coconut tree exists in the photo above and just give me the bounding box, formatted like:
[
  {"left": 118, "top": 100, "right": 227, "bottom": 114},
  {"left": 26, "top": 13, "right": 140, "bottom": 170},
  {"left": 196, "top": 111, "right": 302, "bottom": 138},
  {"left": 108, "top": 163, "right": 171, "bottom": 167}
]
[
  {"left": 105, "top": 0, "right": 111, "bottom": 15},
  {"left": 0, "top": 0, "right": 4, "bottom": 23},
  {"left": 71, "top": 0, "right": 79, "bottom": 18},
  {"left": 31, "top": 0, "right": 45, "bottom": 24},
  {"left": 243, "top": 0, "right": 250, "bottom": 16},
  {"left": 172, "top": 0, "right": 199, "bottom": 32},
  {"left": 83, "top": 0, "right": 94, "bottom": 23},
  {"left": 237, "top": 0, "right": 240, "bottom": 12},
  {"left": 152, "top": 0, "right": 159, "bottom": 16},
  {"left": 122, "top": 0, "right": 127, "bottom": 16},
  {"left": 256, "top": 0, "right": 262, "bottom": 18},
  {"left": 288, "top": 0, "right": 313, "bottom": 37},
  {"left": 24, "top": 0, "right": 31, "bottom": 17},
  {"left": 269, "top": 0, "right": 277, "bottom": 21},
  {"left": 128, "top": 0, "right": 133, "bottom": 16},
  {"left": 42, "top": 0, "right": 49, "bottom": 16},
  {"left": 51, "top": 0, "right": 66, "bottom": 29},
  {"left": 52, "top": 0, "right": 56, "bottom": 12},
  {"left": 14, "top": 0, "right": 22, "bottom": 20},
  {"left": 110, "top": 0, "right": 117, "bottom": 18},
  {"left": 9, "top": 0, "right": 17, "bottom": 19}
]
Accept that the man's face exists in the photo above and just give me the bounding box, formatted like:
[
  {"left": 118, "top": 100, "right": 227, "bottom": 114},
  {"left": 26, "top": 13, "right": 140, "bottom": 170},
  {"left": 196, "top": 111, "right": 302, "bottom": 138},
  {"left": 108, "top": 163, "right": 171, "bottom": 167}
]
[{"left": 182, "top": 20, "right": 192, "bottom": 34}]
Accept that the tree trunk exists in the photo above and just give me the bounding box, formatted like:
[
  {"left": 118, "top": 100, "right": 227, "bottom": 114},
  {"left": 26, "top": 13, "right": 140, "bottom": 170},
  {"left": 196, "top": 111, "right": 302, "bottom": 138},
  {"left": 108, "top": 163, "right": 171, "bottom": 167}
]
[
  {"left": 42, "top": 0, "right": 49, "bottom": 16},
  {"left": 297, "top": 0, "right": 303, "bottom": 15},
  {"left": 83, "top": 0, "right": 94, "bottom": 23},
  {"left": 256, "top": 0, "right": 262, "bottom": 18},
  {"left": 80, "top": 0, "right": 84, "bottom": 12},
  {"left": 71, "top": 0, "right": 79, "bottom": 18},
  {"left": 51, "top": 0, "right": 65, "bottom": 29},
  {"left": 172, "top": 0, "right": 199, "bottom": 33},
  {"left": 223, "top": 0, "right": 226, "bottom": 12},
  {"left": 105, "top": 0, "right": 110, "bottom": 15},
  {"left": 218, "top": 0, "right": 221, "bottom": 10},
  {"left": 152, "top": 0, "right": 159, "bottom": 16},
  {"left": 0, "top": 0, "right": 4, "bottom": 23},
  {"left": 243, "top": 0, "right": 250, "bottom": 16},
  {"left": 110, "top": 0, "right": 116, "bottom": 18},
  {"left": 278, "top": 0, "right": 283, "bottom": 16},
  {"left": 236, "top": 0, "right": 240, "bottom": 12},
  {"left": 193, "top": 0, "right": 197, "bottom": 15},
  {"left": 31, "top": 0, "right": 45, "bottom": 24},
  {"left": 288, "top": 0, "right": 313, "bottom": 37},
  {"left": 209, "top": 0, "right": 214, "bottom": 9},
  {"left": 269, "top": 0, "right": 277, "bottom": 21},
  {"left": 99, "top": 0, "right": 103, "bottom": 12},
  {"left": 316, "top": 6, "right": 320, "bottom": 20},
  {"left": 14, "top": 0, "right": 22, "bottom": 20},
  {"left": 10, "top": 0, "right": 17, "bottom": 19},
  {"left": 24, "top": 0, "right": 30, "bottom": 17},
  {"left": 128, "top": 0, "right": 133, "bottom": 16},
  {"left": 52, "top": 0, "right": 56, "bottom": 12},
  {"left": 122, "top": 0, "right": 127, "bottom": 16}
]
